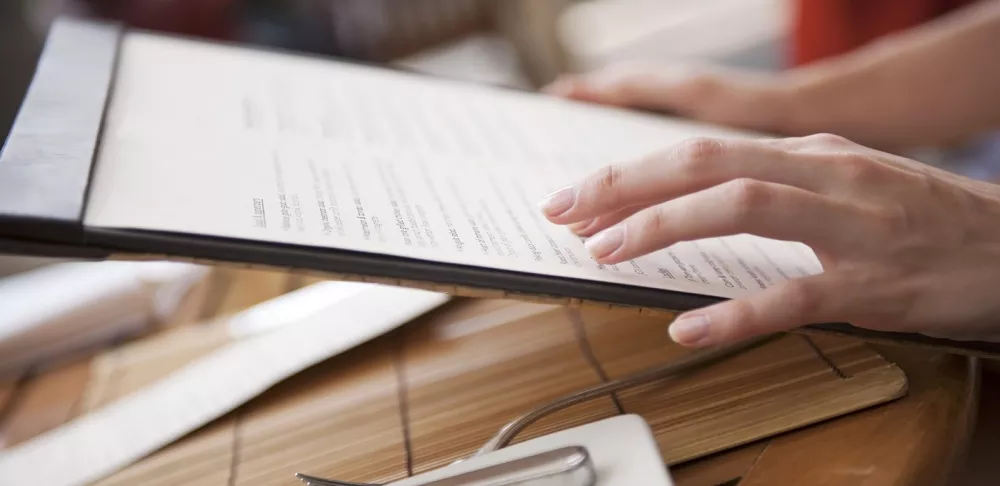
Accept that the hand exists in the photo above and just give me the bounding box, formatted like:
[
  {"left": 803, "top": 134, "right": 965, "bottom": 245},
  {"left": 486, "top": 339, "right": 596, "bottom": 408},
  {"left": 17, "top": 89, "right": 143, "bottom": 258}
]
[
  {"left": 538, "top": 134, "right": 1000, "bottom": 347},
  {"left": 544, "top": 62, "right": 796, "bottom": 136}
]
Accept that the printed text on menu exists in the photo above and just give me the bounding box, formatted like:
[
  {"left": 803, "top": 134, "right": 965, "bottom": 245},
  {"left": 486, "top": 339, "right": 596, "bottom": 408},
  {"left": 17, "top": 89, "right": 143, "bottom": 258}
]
[{"left": 84, "top": 32, "right": 824, "bottom": 300}]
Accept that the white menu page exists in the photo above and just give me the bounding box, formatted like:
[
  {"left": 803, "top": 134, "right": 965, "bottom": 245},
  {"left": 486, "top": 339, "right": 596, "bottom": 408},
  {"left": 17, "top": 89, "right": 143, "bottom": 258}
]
[{"left": 84, "top": 32, "right": 823, "bottom": 300}]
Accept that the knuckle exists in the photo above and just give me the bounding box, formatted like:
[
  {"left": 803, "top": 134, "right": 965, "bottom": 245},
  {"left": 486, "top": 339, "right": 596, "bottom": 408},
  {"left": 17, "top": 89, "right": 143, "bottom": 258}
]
[
  {"left": 807, "top": 132, "right": 853, "bottom": 146},
  {"left": 590, "top": 164, "right": 626, "bottom": 194},
  {"left": 631, "top": 207, "right": 667, "bottom": 240},
  {"left": 717, "top": 300, "right": 758, "bottom": 341},
  {"left": 872, "top": 203, "right": 912, "bottom": 237},
  {"left": 907, "top": 170, "right": 937, "bottom": 193},
  {"left": 675, "top": 137, "right": 725, "bottom": 166},
  {"left": 581, "top": 164, "right": 627, "bottom": 207},
  {"left": 836, "top": 154, "right": 879, "bottom": 183},
  {"left": 782, "top": 280, "right": 823, "bottom": 320},
  {"left": 723, "top": 178, "right": 771, "bottom": 213}
]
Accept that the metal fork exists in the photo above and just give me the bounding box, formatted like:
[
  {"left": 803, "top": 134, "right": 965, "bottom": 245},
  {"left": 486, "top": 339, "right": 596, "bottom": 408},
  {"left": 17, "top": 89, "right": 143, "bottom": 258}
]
[
  {"left": 295, "top": 446, "right": 596, "bottom": 486},
  {"left": 295, "top": 335, "right": 776, "bottom": 485},
  {"left": 296, "top": 476, "right": 373, "bottom": 486}
]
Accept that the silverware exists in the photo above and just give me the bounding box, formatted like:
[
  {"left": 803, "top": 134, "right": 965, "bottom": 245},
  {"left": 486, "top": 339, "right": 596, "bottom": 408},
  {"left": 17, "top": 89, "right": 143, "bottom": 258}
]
[
  {"left": 296, "top": 335, "right": 776, "bottom": 485},
  {"left": 296, "top": 446, "right": 595, "bottom": 486}
]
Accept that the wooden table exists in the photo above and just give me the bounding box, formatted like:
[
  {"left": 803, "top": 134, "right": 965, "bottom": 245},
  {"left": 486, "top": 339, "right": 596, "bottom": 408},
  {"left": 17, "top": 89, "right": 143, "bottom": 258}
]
[{"left": 0, "top": 267, "right": 980, "bottom": 486}]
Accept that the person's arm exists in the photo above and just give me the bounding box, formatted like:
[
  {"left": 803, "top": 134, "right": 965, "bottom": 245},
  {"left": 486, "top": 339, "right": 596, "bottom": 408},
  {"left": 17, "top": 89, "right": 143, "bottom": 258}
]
[
  {"left": 782, "top": 0, "right": 1000, "bottom": 150},
  {"left": 547, "top": 0, "right": 1000, "bottom": 152}
]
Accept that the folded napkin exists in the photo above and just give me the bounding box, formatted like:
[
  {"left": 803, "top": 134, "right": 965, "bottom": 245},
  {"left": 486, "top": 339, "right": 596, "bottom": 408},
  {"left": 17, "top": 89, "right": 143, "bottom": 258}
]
[{"left": 0, "top": 261, "right": 209, "bottom": 377}]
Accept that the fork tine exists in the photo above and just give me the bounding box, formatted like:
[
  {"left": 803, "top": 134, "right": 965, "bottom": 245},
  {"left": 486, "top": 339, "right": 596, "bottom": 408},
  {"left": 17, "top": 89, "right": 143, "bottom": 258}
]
[{"left": 294, "top": 472, "right": 381, "bottom": 486}]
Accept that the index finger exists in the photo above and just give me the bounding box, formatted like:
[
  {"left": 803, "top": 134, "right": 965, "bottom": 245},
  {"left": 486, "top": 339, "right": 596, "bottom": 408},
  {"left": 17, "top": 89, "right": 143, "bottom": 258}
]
[
  {"left": 539, "top": 137, "right": 848, "bottom": 226},
  {"left": 583, "top": 179, "right": 872, "bottom": 265}
]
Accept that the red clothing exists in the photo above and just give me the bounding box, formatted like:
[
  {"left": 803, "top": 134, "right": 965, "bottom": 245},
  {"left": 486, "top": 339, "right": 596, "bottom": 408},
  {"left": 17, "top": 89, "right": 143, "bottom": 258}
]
[
  {"left": 791, "top": 0, "right": 976, "bottom": 65},
  {"left": 79, "top": 0, "right": 236, "bottom": 39}
]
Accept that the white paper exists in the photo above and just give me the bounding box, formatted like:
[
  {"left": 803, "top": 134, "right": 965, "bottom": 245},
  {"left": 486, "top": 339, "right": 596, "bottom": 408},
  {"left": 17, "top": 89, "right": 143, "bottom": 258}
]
[
  {"left": 84, "top": 32, "right": 823, "bottom": 301},
  {"left": 0, "top": 283, "right": 449, "bottom": 486}
]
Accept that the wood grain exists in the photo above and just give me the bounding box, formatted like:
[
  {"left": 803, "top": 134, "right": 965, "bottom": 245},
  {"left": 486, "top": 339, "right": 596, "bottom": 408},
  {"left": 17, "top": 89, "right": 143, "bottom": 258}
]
[
  {"left": 0, "top": 377, "right": 19, "bottom": 415},
  {"left": 236, "top": 340, "right": 409, "bottom": 485},
  {"left": 670, "top": 442, "right": 769, "bottom": 486},
  {"left": 735, "top": 347, "right": 978, "bottom": 486},
  {"left": 576, "top": 309, "right": 907, "bottom": 465},
  {"left": 0, "top": 269, "right": 978, "bottom": 486},
  {"left": 93, "top": 417, "right": 237, "bottom": 486},
  {"left": 0, "top": 359, "right": 90, "bottom": 448},
  {"left": 210, "top": 268, "right": 297, "bottom": 316},
  {"left": 402, "top": 301, "right": 619, "bottom": 474},
  {"left": 26, "top": 298, "right": 903, "bottom": 485}
]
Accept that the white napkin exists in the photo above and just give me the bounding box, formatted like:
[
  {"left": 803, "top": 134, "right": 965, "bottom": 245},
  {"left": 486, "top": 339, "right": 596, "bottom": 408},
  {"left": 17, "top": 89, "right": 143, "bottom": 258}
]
[{"left": 0, "top": 261, "right": 209, "bottom": 377}]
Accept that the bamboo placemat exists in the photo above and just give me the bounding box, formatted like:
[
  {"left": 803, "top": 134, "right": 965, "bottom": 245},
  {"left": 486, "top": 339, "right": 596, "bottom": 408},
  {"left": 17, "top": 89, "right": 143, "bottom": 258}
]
[{"left": 74, "top": 274, "right": 906, "bottom": 486}]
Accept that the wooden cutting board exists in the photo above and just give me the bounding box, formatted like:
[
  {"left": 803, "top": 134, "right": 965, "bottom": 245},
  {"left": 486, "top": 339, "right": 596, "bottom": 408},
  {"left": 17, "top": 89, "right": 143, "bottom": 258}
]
[{"left": 64, "top": 273, "right": 905, "bottom": 485}]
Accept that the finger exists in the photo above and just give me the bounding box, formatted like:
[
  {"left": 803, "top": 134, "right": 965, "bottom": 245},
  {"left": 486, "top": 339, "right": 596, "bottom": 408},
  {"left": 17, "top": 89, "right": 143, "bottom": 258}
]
[
  {"left": 667, "top": 275, "right": 838, "bottom": 347},
  {"left": 570, "top": 63, "right": 721, "bottom": 113},
  {"left": 540, "top": 138, "right": 851, "bottom": 225},
  {"left": 567, "top": 206, "right": 644, "bottom": 237},
  {"left": 541, "top": 75, "right": 627, "bottom": 104},
  {"left": 583, "top": 179, "right": 868, "bottom": 264},
  {"left": 541, "top": 63, "right": 719, "bottom": 111},
  {"left": 762, "top": 133, "right": 860, "bottom": 151},
  {"left": 541, "top": 76, "right": 578, "bottom": 97}
]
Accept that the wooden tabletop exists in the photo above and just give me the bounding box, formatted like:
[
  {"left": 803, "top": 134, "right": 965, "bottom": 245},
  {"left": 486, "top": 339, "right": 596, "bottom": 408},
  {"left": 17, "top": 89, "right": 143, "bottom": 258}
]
[{"left": 0, "top": 267, "right": 980, "bottom": 486}]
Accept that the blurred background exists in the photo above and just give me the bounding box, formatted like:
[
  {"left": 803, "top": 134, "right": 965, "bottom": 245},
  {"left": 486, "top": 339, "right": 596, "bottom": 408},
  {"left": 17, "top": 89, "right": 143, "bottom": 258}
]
[
  {"left": 0, "top": 2, "right": 998, "bottom": 484},
  {"left": 0, "top": 0, "right": 792, "bottom": 141}
]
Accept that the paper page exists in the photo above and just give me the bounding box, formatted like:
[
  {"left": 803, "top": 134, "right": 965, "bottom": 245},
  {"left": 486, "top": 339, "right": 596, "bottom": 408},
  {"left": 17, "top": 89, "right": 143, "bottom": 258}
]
[{"left": 84, "top": 32, "right": 823, "bottom": 300}]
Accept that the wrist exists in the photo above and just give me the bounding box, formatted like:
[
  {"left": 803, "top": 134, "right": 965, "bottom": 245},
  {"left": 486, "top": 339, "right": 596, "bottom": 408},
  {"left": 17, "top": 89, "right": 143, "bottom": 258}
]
[
  {"left": 771, "top": 39, "right": 904, "bottom": 145},
  {"left": 697, "top": 70, "right": 805, "bottom": 137},
  {"left": 753, "top": 77, "right": 808, "bottom": 136}
]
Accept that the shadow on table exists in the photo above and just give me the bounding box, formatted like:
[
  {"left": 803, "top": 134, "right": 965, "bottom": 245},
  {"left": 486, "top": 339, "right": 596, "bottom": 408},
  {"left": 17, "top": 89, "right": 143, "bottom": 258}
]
[{"left": 951, "top": 364, "right": 1000, "bottom": 486}]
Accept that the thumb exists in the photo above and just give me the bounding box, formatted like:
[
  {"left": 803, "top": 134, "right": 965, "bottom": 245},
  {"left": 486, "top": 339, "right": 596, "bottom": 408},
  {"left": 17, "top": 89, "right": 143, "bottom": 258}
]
[{"left": 668, "top": 276, "right": 839, "bottom": 347}]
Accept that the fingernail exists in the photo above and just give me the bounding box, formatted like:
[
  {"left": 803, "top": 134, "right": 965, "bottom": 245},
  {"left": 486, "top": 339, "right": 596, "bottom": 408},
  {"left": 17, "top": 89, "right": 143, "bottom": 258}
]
[
  {"left": 539, "top": 187, "right": 575, "bottom": 217},
  {"left": 584, "top": 226, "right": 624, "bottom": 259},
  {"left": 669, "top": 315, "right": 711, "bottom": 346}
]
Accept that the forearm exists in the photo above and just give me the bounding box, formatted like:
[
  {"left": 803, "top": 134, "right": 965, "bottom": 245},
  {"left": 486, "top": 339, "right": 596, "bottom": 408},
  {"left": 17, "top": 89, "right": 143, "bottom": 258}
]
[{"left": 777, "top": 1, "right": 1000, "bottom": 151}]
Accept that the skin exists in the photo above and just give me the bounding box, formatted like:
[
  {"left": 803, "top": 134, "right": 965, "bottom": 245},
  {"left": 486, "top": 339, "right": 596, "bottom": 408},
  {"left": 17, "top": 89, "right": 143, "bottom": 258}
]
[
  {"left": 543, "top": 0, "right": 1000, "bottom": 153},
  {"left": 538, "top": 1, "right": 1000, "bottom": 348}
]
